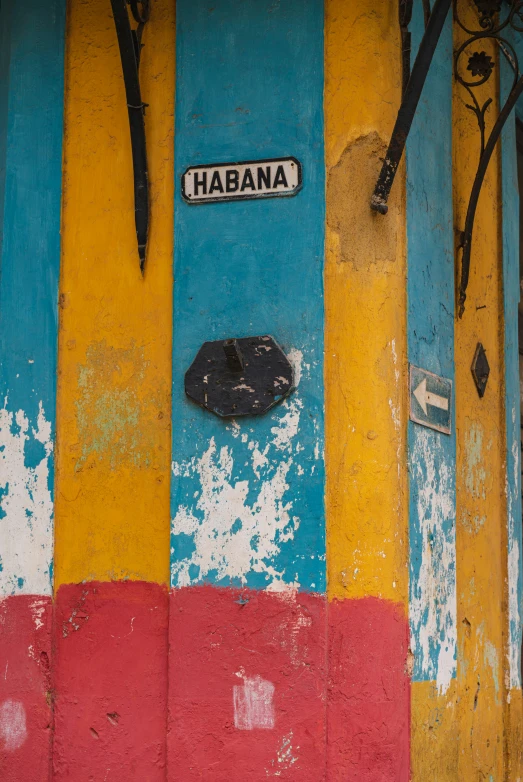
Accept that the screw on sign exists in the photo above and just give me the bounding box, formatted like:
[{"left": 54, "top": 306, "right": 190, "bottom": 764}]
[{"left": 184, "top": 335, "right": 294, "bottom": 417}]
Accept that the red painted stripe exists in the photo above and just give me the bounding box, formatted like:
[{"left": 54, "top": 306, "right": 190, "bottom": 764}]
[
  {"left": 47, "top": 584, "right": 409, "bottom": 780},
  {"left": 52, "top": 581, "right": 168, "bottom": 781},
  {"left": 327, "top": 597, "right": 410, "bottom": 781},
  {"left": 168, "top": 586, "right": 326, "bottom": 781},
  {"left": 0, "top": 595, "right": 52, "bottom": 781},
  {"left": 168, "top": 588, "right": 410, "bottom": 781}
]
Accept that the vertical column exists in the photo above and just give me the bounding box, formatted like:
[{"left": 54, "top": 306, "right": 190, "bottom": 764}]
[
  {"left": 406, "top": 8, "right": 458, "bottom": 779},
  {"left": 52, "top": 1, "right": 174, "bottom": 779},
  {"left": 500, "top": 29, "right": 523, "bottom": 779},
  {"left": 325, "top": 1, "right": 410, "bottom": 779},
  {"left": 453, "top": 3, "right": 506, "bottom": 777},
  {"left": 168, "top": 1, "right": 326, "bottom": 778},
  {"left": 0, "top": 2, "right": 65, "bottom": 779}
]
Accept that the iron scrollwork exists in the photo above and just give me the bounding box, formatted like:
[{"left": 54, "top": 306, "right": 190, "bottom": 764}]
[
  {"left": 454, "top": 0, "right": 523, "bottom": 317},
  {"left": 110, "top": 0, "right": 150, "bottom": 273}
]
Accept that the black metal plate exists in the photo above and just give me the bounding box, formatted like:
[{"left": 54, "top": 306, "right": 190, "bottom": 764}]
[
  {"left": 471, "top": 342, "right": 490, "bottom": 398},
  {"left": 185, "top": 335, "right": 294, "bottom": 417}
]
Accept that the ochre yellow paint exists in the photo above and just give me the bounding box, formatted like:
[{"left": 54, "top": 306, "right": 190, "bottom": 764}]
[
  {"left": 453, "top": 3, "right": 506, "bottom": 776},
  {"left": 325, "top": 0, "right": 408, "bottom": 607},
  {"left": 411, "top": 680, "right": 459, "bottom": 780},
  {"left": 54, "top": 0, "right": 175, "bottom": 587}
]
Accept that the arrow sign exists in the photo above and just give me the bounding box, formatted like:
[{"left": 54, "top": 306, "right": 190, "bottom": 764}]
[
  {"left": 410, "top": 365, "right": 452, "bottom": 435},
  {"left": 413, "top": 378, "right": 449, "bottom": 415}
]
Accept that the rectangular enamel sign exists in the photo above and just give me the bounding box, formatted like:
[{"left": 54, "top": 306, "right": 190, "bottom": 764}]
[
  {"left": 409, "top": 364, "right": 452, "bottom": 435},
  {"left": 181, "top": 156, "right": 302, "bottom": 204}
]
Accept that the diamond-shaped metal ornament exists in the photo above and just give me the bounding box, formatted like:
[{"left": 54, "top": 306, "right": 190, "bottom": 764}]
[{"left": 471, "top": 342, "right": 490, "bottom": 398}]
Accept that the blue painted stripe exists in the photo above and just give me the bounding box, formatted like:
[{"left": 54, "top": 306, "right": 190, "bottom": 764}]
[
  {"left": 0, "top": 1, "right": 65, "bottom": 595},
  {"left": 501, "top": 37, "right": 523, "bottom": 690},
  {"left": 406, "top": 8, "right": 456, "bottom": 689},
  {"left": 170, "top": 0, "right": 325, "bottom": 593}
]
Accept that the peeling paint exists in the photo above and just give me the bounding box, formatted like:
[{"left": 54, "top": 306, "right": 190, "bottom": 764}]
[
  {"left": 171, "top": 357, "right": 319, "bottom": 590},
  {"left": 409, "top": 428, "right": 457, "bottom": 693},
  {"left": 266, "top": 731, "right": 299, "bottom": 776},
  {"left": 74, "top": 341, "right": 168, "bottom": 471},
  {"left": 0, "top": 402, "right": 53, "bottom": 596},
  {"left": 171, "top": 0, "right": 325, "bottom": 598},
  {"left": 172, "top": 330, "right": 325, "bottom": 591}
]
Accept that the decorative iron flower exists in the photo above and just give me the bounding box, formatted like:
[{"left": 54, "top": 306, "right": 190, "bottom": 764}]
[
  {"left": 473, "top": 0, "right": 501, "bottom": 27},
  {"left": 467, "top": 51, "right": 494, "bottom": 79}
]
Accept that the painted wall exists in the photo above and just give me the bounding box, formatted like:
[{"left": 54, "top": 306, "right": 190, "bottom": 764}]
[
  {"left": 406, "top": 8, "right": 459, "bottom": 778},
  {"left": 169, "top": 1, "right": 328, "bottom": 776},
  {"left": 453, "top": 6, "right": 507, "bottom": 778},
  {"left": 52, "top": 0, "right": 175, "bottom": 776},
  {"left": 0, "top": 2, "right": 65, "bottom": 778},
  {"left": 324, "top": 1, "right": 410, "bottom": 778},
  {"left": 0, "top": 0, "right": 522, "bottom": 779}
]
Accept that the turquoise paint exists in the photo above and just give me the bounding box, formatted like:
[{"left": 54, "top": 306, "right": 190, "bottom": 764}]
[
  {"left": 406, "top": 8, "right": 457, "bottom": 686},
  {"left": 0, "top": 1, "right": 65, "bottom": 595},
  {"left": 501, "top": 36, "right": 523, "bottom": 689},
  {"left": 171, "top": 0, "right": 325, "bottom": 593}
]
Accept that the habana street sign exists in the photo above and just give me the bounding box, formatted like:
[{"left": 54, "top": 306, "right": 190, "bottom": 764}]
[
  {"left": 409, "top": 364, "right": 452, "bottom": 435},
  {"left": 181, "top": 156, "right": 302, "bottom": 204}
]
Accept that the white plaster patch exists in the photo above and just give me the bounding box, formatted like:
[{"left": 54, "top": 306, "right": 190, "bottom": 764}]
[
  {"left": 29, "top": 598, "right": 47, "bottom": 631},
  {"left": 171, "top": 436, "right": 297, "bottom": 588},
  {"left": 266, "top": 731, "right": 299, "bottom": 777},
  {"left": 409, "top": 428, "right": 456, "bottom": 694},
  {"left": 233, "top": 675, "right": 275, "bottom": 730},
  {"left": 0, "top": 402, "right": 53, "bottom": 596},
  {"left": 0, "top": 699, "right": 27, "bottom": 752},
  {"left": 286, "top": 349, "right": 304, "bottom": 387}
]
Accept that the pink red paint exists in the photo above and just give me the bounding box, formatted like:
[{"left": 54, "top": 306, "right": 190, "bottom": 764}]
[
  {"left": 327, "top": 597, "right": 410, "bottom": 782},
  {"left": 52, "top": 581, "right": 168, "bottom": 781},
  {"left": 168, "top": 587, "right": 410, "bottom": 781},
  {"left": 168, "top": 586, "right": 326, "bottom": 781},
  {"left": 0, "top": 585, "right": 409, "bottom": 780},
  {"left": 0, "top": 595, "right": 52, "bottom": 781}
]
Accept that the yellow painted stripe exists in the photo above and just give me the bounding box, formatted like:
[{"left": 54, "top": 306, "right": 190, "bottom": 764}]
[
  {"left": 325, "top": 0, "right": 408, "bottom": 605},
  {"left": 411, "top": 680, "right": 458, "bottom": 780},
  {"left": 54, "top": 0, "right": 175, "bottom": 588},
  {"left": 453, "top": 4, "right": 505, "bottom": 776}
]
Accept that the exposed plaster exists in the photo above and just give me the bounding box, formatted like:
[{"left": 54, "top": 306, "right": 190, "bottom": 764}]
[
  {"left": 171, "top": 350, "right": 321, "bottom": 591},
  {"left": 409, "top": 428, "right": 457, "bottom": 694},
  {"left": 0, "top": 402, "right": 53, "bottom": 596}
]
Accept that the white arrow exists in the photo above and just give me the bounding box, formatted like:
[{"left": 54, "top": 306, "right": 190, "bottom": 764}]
[{"left": 413, "top": 378, "right": 449, "bottom": 416}]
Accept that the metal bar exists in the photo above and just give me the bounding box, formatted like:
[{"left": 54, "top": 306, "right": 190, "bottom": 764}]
[
  {"left": 458, "top": 72, "right": 523, "bottom": 318},
  {"left": 110, "top": 0, "right": 149, "bottom": 273},
  {"left": 370, "top": 0, "right": 451, "bottom": 214},
  {"left": 399, "top": 0, "right": 414, "bottom": 96}
]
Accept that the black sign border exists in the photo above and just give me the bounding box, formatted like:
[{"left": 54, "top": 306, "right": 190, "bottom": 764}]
[
  {"left": 181, "top": 156, "right": 302, "bottom": 205},
  {"left": 409, "top": 363, "right": 453, "bottom": 436}
]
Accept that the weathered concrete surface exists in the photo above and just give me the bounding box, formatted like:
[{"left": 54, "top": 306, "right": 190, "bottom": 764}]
[
  {"left": 52, "top": 581, "right": 168, "bottom": 780},
  {"left": 54, "top": 0, "right": 175, "bottom": 588},
  {"left": 0, "top": 596, "right": 52, "bottom": 781}
]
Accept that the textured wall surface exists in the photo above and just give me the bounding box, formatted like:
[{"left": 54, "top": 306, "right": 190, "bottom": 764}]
[
  {"left": 324, "top": 2, "right": 410, "bottom": 779},
  {"left": 52, "top": 0, "right": 175, "bottom": 775},
  {"left": 0, "top": 1, "right": 65, "bottom": 778},
  {"left": 0, "top": 1, "right": 522, "bottom": 779},
  {"left": 406, "top": 8, "right": 460, "bottom": 779},
  {"left": 169, "top": 1, "right": 328, "bottom": 776},
  {"left": 501, "top": 29, "right": 523, "bottom": 776},
  {"left": 453, "top": 5, "right": 507, "bottom": 779}
]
